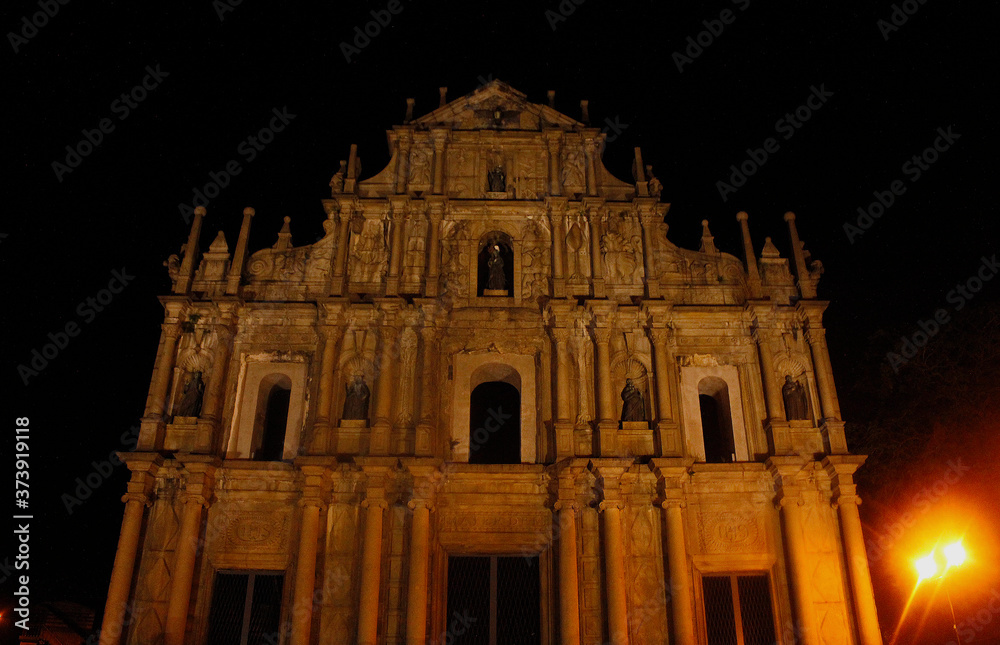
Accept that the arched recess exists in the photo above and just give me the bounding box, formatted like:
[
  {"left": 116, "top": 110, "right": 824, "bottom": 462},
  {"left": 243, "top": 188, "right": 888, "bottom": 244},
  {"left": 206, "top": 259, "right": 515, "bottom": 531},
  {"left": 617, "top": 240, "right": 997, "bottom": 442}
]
[
  {"left": 251, "top": 374, "right": 292, "bottom": 461},
  {"left": 774, "top": 355, "right": 819, "bottom": 425},
  {"left": 679, "top": 364, "right": 750, "bottom": 462},
  {"left": 468, "top": 381, "right": 522, "bottom": 464},
  {"left": 451, "top": 354, "right": 537, "bottom": 463},
  {"left": 698, "top": 377, "right": 735, "bottom": 463},
  {"left": 477, "top": 231, "right": 515, "bottom": 296},
  {"left": 228, "top": 359, "right": 308, "bottom": 460},
  {"left": 610, "top": 353, "right": 655, "bottom": 422}
]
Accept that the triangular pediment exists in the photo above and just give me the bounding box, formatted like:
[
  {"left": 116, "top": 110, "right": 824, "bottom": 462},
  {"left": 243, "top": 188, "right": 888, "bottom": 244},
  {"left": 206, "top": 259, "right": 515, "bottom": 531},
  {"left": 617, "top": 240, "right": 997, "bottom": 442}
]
[{"left": 411, "top": 80, "right": 583, "bottom": 130}]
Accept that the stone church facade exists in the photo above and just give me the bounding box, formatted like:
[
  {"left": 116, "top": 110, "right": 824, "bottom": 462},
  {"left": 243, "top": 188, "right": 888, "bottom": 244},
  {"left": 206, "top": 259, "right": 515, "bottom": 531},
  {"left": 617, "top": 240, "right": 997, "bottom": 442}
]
[{"left": 100, "top": 81, "right": 882, "bottom": 645}]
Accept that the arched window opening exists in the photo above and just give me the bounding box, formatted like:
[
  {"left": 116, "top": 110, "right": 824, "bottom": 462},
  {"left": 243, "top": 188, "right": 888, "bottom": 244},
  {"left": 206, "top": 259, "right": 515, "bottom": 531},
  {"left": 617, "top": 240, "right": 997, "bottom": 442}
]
[
  {"left": 469, "top": 381, "right": 521, "bottom": 464},
  {"left": 252, "top": 375, "right": 292, "bottom": 461},
  {"left": 698, "top": 377, "right": 735, "bottom": 463},
  {"left": 477, "top": 232, "right": 514, "bottom": 297}
]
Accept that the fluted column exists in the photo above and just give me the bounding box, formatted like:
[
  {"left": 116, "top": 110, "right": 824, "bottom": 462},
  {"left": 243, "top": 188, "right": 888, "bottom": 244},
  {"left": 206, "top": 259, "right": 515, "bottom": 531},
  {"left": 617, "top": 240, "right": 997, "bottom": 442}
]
[
  {"left": 825, "top": 457, "right": 882, "bottom": 645},
  {"left": 395, "top": 132, "right": 412, "bottom": 194},
  {"left": 753, "top": 326, "right": 786, "bottom": 422},
  {"left": 546, "top": 132, "right": 562, "bottom": 196},
  {"left": 99, "top": 456, "right": 161, "bottom": 645},
  {"left": 357, "top": 470, "right": 390, "bottom": 645},
  {"left": 164, "top": 458, "right": 217, "bottom": 645},
  {"left": 806, "top": 327, "right": 841, "bottom": 421},
  {"left": 664, "top": 499, "right": 696, "bottom": 645},
  {"left": 315, "top": 326, "right": 342, "bottom": 428},
  {"left": 588, "top": 208, "right": 604, "bottom": 287},
  {"left": 583, "top": 138, "right": 598, "bottom": 197},
  {"left": 550, "top": 204, "right": 567, "bottom": 295}
]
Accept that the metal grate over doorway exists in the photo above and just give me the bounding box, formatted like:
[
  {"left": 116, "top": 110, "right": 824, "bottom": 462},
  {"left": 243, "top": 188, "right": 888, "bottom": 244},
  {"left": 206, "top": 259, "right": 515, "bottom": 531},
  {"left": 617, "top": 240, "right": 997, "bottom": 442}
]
[
  {"left": 206, "top": 570, "right": 284, "bottom": 645},
  {"left": 702, "top": 573, "right": 777, "bottom": 645},
  {"left": 447, "top": 555, "right": 541, "bottom": 645}
]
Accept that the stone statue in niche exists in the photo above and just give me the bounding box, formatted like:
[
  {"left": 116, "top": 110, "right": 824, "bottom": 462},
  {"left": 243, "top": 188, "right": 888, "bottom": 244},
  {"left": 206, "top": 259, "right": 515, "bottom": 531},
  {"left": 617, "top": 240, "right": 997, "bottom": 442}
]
[
  {"left": 488, "top": 164, "right": 506, "bottom": 192},
  {"left": 175, "top": 371, "right": 205, "bottom": 418},
  {"left": 487, "top": 244, "right": 506, "bottom": 290},
  {"left": 620, "top": 378, "right": 645, "bottom": 423},
  {"left": 601, "top": 213, "right": 641, "bottom": 283},
  {"left": 782, "top": 375, "right": 809, "bottom": 420},
  {"left": 342, "top": 374, "right": 370, "bottom": 421}
]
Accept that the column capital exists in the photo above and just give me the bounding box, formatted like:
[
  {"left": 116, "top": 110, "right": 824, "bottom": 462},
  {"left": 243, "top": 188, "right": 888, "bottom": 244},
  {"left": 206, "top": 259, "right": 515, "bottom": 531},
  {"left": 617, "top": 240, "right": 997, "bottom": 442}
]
[{"left": 177, "top": 455, "right": 221, "bottom": 507}]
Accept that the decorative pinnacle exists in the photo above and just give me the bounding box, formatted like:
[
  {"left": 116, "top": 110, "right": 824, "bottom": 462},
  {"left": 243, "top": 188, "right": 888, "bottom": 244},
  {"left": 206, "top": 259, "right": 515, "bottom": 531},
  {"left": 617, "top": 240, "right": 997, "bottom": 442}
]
[
  {"left": 784, "top": 211, "right": 796, "bottom": 222},
  {"left": 243, "top": 207, "right": 255, "bottom": 217},
  {"left": 736, "top": 211, "right": 748, "bottom": 221},
  {"left": 194, "top": 206, "right": 206, "bottom": 217}
]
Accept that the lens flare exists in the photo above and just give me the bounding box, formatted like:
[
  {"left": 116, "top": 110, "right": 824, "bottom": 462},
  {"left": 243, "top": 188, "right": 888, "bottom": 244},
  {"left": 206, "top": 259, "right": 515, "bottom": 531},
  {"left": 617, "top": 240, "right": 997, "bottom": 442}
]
[
  {"left": 915, "top": 553, "right": 938, "bottom": 581},
  {"left": 943, "top": 541, "right": 966, "bottom": 567}
]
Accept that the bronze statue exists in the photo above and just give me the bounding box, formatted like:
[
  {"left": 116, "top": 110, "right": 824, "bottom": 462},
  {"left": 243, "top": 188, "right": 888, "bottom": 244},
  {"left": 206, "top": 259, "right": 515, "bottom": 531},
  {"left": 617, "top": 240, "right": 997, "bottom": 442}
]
[
  {"left": 488, "top": 164, "right": 506, "bottom": 192},
  {"left": 175, "top": 371, "right": 205, "bottom": 418},
  {"left": 487, "top": 244, "right": 506, "bottom": 290},
  {"left": 620, "top": 378, "right": 645, "bottom": 423},
  {"left": 782, "top": 375, "right": 809, "bottom": 420},
  {"left": 343, "top": 374, "right": 370, "bottom": 421}
]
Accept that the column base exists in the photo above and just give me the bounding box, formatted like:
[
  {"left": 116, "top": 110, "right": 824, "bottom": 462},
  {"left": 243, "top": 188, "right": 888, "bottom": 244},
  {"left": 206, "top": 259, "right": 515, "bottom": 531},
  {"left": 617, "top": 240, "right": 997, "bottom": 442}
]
[
  {"left": 555, "top": 420, "right": 575, "bottom": 459},
  {"left": 655, "top": 421, "right": 682, "bottom": 457},
  {"left": 415, "top": 423, "right": 434, "bottom": 456},
  {"left": 370, "top": 421, "right": 391, "bottom": 455},
  {"left": 308, "top": 421, "right": 332, "bottom": 455},
  {"left": 330, "top": 275, "right": 345, "bottom": 296},
  {"left": 597, "top": 421, "right": 618, "bottom": 456},
  {"left": 821, "top": 419, "right": 848, "bottom": 454},
  {"left": 553, "top": 277, "right": 567, "bottom": 298}
]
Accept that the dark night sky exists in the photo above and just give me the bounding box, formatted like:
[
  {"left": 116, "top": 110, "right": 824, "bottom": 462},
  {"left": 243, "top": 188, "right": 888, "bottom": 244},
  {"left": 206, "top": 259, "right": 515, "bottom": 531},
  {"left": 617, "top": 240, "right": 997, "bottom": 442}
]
[{"left": 4, "top": 1, "right": 997, "bottom": 642}]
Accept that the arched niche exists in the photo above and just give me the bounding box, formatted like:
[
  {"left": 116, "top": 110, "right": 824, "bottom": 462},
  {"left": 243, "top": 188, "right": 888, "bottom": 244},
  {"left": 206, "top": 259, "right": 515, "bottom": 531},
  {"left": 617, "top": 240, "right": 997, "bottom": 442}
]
[
  {"left": 679, "top": 364, "right": 749, "bottom": 462},
  {"left": 477, "top": 231, "right": 515, "bottom": 297},
  {"left": 452, "top": 354, "right": 536, "bottom": 463},
  {"left": 228, "top": 359, "right": 307, "bottom": 460}
]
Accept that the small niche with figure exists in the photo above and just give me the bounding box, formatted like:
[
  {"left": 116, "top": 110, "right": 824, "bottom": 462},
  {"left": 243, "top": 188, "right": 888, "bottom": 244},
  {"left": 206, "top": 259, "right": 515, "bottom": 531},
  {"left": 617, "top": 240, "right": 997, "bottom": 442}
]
[{"left": 477, "top": 232, "right": 514, "bottom": 297}]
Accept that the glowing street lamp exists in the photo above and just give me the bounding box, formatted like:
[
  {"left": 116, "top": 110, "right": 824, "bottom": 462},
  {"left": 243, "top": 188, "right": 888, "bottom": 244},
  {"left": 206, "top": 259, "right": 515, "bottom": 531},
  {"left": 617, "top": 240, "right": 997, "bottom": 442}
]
[{"left": 914, "top": 541, "right": 967, "bottom": 644}]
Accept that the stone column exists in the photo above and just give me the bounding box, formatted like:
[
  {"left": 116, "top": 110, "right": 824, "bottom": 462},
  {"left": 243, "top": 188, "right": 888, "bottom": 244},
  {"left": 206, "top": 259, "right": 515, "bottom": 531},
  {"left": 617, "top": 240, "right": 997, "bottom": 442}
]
[
  {"left": 806, "top": 327, "right": 841, "bottom": 421},
  {"left": 387, "top": 200, "right": 407, "bottom": 295},
  {"left": 372, "top": 314, "right": 399, "bottom": 455},
  {"left": 395, "top": 132, "right": 412, "bottom": 194},
  {"left": 164, "top": 458, "right": 217, "bottom": 645},
  {"left": 583, "top": 138, "right": 598, "bottom": 197},
  {"left": 593, "top": 327, "right": 614, "bottom": 425},
  {"left": 546, "top": 132, "right": 562, "bottom": 196},
  {"left": 638, "top": 213, "right": 660, "bottom": 298},
  {"left": 314, "top": 324, "right": 343, "bottom": 431},
  {"left": 357, "top": 468, "right": 390, "bottom": 645},
  {"left": 99, "top": 456, "right": 161, "bottom": 645},
  {"left": 553, "top": 328, "right": 573, "bottom": 423},
  {"left": 549, "top": 200, "right": 567, "bottom": 297},
  {"left": 587, "top": 207, "right": 605, "bottom": 296},
  {"left": 290, "top": 464, "right": 327, "bottom": 645},
  {"left": 416, "top": 316, "right": 439, "bottom": 456},
  {"left": 331, "top": 207, "right": 353, "bottom": 295},
  {"left": 593, "top": 463, "right": 631, "bottom": 645},
  {"left": 824, "top": 457, "right": 882, "bottom": 645},
  {"left": 753, "top": 327, "right": 786, "bottom": 422},
  {"left": 144, "top": 321, "right": 182, "bottom": 420},
  {"left": 404, "top": 463, "right": 439, "bottom": 645},
  {"left": 175, "top": 206, "right": 204, "bottom": 294},
  {"left": 425, "top": 203, "right": 444, "bottom": 297},
  {"left": 653, "top": 460, "right": 696, "bottom": 645},
  {"left": 769, "top": 459, "right": 819, "bottom": 645},
  {"left": 648, "top": 327, "right": 681, "bottom": 456},
  {"left": 431, "top": 132, "right": 447, "bottom": 195},
  {"left": 555, "top": 466, "right": 582, "bottom": 645},
  {"left": 226, "top": 207, "right": 255, "bottom": 294}
]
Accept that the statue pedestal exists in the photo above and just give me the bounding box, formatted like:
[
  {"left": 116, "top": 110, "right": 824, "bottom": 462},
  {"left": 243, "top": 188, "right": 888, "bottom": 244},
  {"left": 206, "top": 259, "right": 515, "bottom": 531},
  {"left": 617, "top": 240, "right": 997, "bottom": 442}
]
[
  {"left": 485, "top": 191, "right": 508, "bottom": 199},
  {"left": 655, "top": 421, "right": 682, "bottom": 457},
  {"left": 164, "top": 417, "right": 199, "bottom": 452},
  {"left": 555, "top": 421, "right": 575, "bottom": 459},
  {"left": 334, "top": 419, "right": 368, "bottom": 455},
  {"left": 574, "top": 423, "right": 594, "bottom": 457},
  {"left": 482, "top": 289, "right": 509, "bottom": 297},
  {"left": 616, "top": 421, "right": 655, "bottom": 457}
]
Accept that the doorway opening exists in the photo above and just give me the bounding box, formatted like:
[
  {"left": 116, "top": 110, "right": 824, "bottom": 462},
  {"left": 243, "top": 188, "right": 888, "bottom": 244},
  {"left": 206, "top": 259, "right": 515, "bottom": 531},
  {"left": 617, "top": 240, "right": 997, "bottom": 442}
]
[{"left": 447, "top": 555, "right": 540, "bottom": 645}]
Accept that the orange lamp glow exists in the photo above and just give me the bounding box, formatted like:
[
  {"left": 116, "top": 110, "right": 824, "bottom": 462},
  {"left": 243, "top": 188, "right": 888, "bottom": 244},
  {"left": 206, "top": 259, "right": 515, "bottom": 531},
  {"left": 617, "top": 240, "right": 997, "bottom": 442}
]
[
  {"left": 943, "top": 541, "right": 966, "bottom": 567},
  {"left": 916, "top": 553, "right": 939, "bottom": 581}
]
